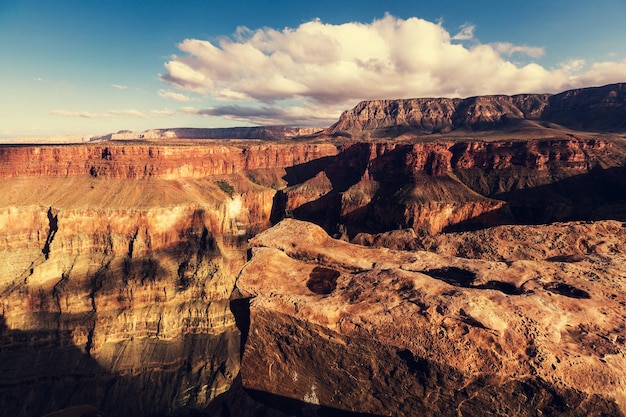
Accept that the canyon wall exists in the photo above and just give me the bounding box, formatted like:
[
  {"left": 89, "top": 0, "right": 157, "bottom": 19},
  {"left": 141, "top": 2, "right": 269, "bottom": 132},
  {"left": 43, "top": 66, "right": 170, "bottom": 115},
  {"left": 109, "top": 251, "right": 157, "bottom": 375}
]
[
  {"left": 0, "top": 143, "right": 336, "bottom": 179},
  {"left": 0, "top": 142, "right": 337, "bottom": 417},
  {"left": 2, "top": 132, "right": 626, "bottom": 416},
  {"left": 100, "top": 126, "right": 323, "bottom": 141},
  {"left": 276, "top": 138, "right": 626, "bottom": 238}
]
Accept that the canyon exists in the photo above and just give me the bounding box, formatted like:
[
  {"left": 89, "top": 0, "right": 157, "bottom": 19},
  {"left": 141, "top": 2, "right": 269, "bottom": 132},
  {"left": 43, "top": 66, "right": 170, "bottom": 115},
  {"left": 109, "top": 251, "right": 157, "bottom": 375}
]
[{"left": 1, "top": 83, "right": 626, "bottom": 416}]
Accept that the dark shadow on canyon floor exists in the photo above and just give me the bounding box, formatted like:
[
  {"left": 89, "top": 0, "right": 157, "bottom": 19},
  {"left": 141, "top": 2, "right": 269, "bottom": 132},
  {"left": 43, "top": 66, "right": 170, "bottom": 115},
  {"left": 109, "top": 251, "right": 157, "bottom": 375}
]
[
  {"left": 283, "top": 156, "right": 335, "bottom": 187},
  {"left": 0, "top": 314, "right": 239, "bottom": 417},
  {"left": 204, "top": 375, "right": 386, "bottom": 417}
]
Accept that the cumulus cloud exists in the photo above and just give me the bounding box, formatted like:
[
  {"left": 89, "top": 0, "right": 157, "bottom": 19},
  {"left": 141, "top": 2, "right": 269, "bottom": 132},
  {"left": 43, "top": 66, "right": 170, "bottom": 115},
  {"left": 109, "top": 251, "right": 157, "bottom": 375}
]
[
  {"left": 111, "top": 84, "right": 128, "bottom": 90},
  {"left": 559, "top": 59, "right": 586, "bottom": 73},
  {"left": 159, "top": 14, "right": 626, "bottom": 126},
  {"left": 569, "top": 58, "right": 626, "bottom": 86},
  {"left": 50, "top": 109, "right": 147, "bottom": 118}
]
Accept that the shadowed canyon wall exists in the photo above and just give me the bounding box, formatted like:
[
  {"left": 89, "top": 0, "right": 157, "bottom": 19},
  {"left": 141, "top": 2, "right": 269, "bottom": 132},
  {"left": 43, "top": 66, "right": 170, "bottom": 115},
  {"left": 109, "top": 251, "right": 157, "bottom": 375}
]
[{"left": 275, "top": 138, "right": 626, "bottom": 238}]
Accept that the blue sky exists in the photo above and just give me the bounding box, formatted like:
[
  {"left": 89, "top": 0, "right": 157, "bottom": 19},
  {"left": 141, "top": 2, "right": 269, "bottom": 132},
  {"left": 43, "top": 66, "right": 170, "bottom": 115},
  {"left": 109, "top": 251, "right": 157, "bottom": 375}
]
[{"left": 1, "top": 0, "right": 625, "bottom": 138}]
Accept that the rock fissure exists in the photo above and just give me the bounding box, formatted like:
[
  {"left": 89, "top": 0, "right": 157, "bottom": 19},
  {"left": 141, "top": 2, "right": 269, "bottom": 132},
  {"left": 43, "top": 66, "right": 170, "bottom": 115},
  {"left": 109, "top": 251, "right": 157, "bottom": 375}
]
[{"left": 41, "top": 207, "right": 59, "bottom": 260}]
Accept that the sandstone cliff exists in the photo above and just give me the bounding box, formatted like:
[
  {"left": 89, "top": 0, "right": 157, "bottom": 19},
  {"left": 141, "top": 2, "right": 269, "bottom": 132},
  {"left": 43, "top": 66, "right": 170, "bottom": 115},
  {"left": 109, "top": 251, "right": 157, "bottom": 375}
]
[
  {"left": 0, "top": 143, "right": 336, "bottom": 179},
  {"left": 236, "top": 219, "right": 626, "bottom": 416},
  {"left": 0, "top": 142, "right": 337, "bottom": 417},
  {"left": 327, "top": 82, "right": 626, "bottom": 137}
]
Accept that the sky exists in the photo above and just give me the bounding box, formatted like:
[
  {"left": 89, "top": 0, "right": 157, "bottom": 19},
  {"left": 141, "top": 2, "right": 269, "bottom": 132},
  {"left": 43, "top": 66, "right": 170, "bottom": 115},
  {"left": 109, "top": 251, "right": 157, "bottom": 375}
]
[{"left": 1, "top": 0, "right": 625, "bottom": 138}]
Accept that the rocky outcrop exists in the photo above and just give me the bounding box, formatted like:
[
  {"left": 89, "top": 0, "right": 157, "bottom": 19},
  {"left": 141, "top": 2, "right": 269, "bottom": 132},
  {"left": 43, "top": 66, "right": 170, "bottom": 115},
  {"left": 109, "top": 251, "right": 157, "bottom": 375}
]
[
  {"left": 419, "top": 220, "right": 626, "bottom": 262},
  {"left": 275, "top": 138, "right": 626, "bottom": 237},
  {"left": 327, "top": 83, "right": 626, "bottom": 136},
  {"left": 235, "top": 219, "right": 626, "bottom": 416}
]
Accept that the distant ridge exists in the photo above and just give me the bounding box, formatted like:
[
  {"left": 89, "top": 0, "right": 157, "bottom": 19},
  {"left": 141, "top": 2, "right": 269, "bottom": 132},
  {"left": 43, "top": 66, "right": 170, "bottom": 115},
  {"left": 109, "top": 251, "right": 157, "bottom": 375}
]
[
  {"left": 0, "top": 126, "right": 323, "bottom": 145},
  {"left": 326, "top": 83, "right": 626, "bottom": 137},
  {"left": 97, "top": 126, "right": 323, "bottom": 141}
]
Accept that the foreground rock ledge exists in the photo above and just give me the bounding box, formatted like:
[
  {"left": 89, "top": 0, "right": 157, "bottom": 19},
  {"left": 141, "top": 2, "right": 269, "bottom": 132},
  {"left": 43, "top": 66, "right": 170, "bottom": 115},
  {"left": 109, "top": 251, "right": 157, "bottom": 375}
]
[{"left": 236, "top": 219, "right": 626, "bottom": 416}]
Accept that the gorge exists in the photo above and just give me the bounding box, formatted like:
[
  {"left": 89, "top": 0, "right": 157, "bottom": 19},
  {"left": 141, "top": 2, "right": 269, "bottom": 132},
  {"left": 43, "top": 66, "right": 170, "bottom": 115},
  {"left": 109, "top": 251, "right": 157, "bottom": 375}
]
[{"left": 1, "top": 83, "right": 626, "bottom": 416}]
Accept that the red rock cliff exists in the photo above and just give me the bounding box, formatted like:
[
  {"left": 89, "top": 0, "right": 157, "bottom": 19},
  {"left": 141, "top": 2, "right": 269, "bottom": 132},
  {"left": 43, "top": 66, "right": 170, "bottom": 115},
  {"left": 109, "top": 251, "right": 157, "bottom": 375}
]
[
  {"left": 0, "top": 143, "right": 337, "bottom": 179},
  {"left": 277, "top": 138, "right": 625, "bottom": 237},
  {"left": 0, "top": 142, "right": 337, "bottom": 417}
]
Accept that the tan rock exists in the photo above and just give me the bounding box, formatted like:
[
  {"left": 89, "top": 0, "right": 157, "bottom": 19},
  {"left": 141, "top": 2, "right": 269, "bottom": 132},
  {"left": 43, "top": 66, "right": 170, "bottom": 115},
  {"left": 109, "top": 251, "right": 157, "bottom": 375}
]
[{"left": 237, "top": 219, "right": 626, "bottom": 416}]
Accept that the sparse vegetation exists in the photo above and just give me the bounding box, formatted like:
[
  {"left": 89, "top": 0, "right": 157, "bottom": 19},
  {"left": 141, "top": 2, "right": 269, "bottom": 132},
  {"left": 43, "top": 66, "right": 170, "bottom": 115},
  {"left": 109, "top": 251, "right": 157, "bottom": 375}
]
[{"left": 215, "top": 180, "right": 235, "bottom": 197}]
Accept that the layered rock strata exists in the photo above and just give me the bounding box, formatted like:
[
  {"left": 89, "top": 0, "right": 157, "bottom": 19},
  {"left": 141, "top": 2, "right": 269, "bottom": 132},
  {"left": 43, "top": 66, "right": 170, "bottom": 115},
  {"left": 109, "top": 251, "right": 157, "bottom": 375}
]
[
  {"left": 236, "top": 219, "right": 626, "bottom": 416},
  {"left": 2, "top": 134, "right": 626, "bottom": 416},
  {"left": 327, "top": 82, "right": 626, "bottom": 136},
  {"left": 0, "top": 142, "right": 337, "bottom": 417},
  {"left": 0, "top": 143, "right": 336, "bottom": 179},
  {"left": 277, "top": 138, "right": 626, "bottom": 238}
]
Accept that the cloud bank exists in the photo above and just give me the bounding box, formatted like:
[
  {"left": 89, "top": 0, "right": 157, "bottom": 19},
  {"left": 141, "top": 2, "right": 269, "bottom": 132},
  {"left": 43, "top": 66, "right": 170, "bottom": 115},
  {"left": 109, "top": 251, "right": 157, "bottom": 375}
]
[{"left": 159, "top": 14, "right": 626, "bottom": 126}]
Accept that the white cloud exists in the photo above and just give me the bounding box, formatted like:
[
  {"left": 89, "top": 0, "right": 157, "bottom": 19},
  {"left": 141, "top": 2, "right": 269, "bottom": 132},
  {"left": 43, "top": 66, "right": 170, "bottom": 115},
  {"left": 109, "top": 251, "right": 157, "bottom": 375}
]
[
  {"left": 106, "top": 109, "right": 147, "bottom": 118},
  {"left": 559, "top": 59, "right": 586, "bottom": 73},
  {"left": 50, "top": 110, "right": 97, "bottom": 118},
  {"left": 50, "top": 109, "right": 147, "bottom": 118},
  {"left": 492, "top": 42, "right": 545, "bottom": 59},
  {"left": 452, "top": 23, "right": 475, "bottom": 41},
  {"left": 111, "top": 84, "right": 128, "bottom": 90},
  {"left": 157, "top": 89, "right": 198, "bottom": 102},
  {"left": 159, "top": 15, "right": 626, "bottom": 126},
  {"left": 568, "top": 59, "right": 626, "bottom": 87}
]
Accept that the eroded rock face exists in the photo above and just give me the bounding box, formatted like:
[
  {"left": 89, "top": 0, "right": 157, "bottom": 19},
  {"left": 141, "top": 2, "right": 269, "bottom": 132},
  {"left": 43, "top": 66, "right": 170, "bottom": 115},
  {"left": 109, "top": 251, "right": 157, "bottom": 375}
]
[
  {"left": 276, "top": 139, "right": 626, "bottom": 237},
  {"left": 0, "top": 205, "right": 241, "bottom": 417},
  {"left": 0, "top": 142, "right": 338, "bottom": 417},
  {"left": 327, "top": 82, "right": 626, "bottom": 136},
  {"left": 3, "top": 135, "right": 626, "bottom": 416},
  {"left": 418, "top": 220, "right": 626, "bottom": 262},
  {"left": 0, "top": 143, "right": 337, "bottom": 179},
  {"left": 236, "top": 219, "right": 626, "bottom": 416}
]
